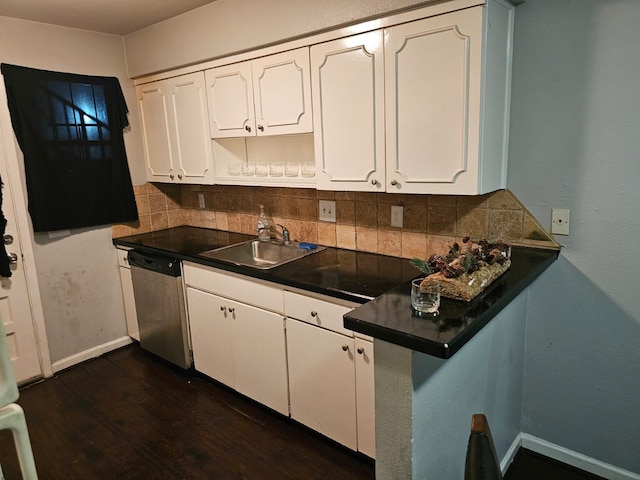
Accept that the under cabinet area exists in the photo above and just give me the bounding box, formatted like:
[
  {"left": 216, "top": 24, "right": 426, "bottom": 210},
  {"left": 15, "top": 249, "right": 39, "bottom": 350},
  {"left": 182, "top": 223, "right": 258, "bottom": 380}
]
[
  {"left": 182, "top": 261, "right": 375, "bottom": 458},
  {"left": 136, "top": 72, "right": 214, "bottom": 184},
  {"left": 205, "top": 47, "right": 312, "bottom": 139}
]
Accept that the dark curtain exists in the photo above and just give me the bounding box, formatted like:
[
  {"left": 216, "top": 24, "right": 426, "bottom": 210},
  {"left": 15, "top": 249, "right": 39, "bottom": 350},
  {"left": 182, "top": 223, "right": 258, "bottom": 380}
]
[{"left": 0, "top": 63, "right": 138, "bottom": 232}]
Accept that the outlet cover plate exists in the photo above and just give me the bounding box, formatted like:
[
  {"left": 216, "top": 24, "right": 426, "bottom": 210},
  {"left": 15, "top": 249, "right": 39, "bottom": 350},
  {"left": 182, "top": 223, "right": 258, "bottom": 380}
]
[
  {"left": 319, "top": 200, "right": 336, "bottom": 222},
  {"left": 551, "top": 208, "right": 570, "bottom": 235},
  {"left": 391, "top": 205, "right": 403, "bottom": 228}
]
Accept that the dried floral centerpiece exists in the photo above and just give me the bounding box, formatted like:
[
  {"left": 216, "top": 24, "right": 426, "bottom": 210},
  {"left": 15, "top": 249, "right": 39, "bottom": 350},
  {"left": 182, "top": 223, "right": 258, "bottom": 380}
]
[{"left": 410, "top": 237, "right": 512, "bottom": 302}]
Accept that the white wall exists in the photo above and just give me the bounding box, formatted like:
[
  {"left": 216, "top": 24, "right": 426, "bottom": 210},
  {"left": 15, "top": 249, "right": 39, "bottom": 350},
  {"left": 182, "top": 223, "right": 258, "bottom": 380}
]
[
  {"left": 507, "top": 0, "right": 640, "bottom": 473},
  {"left": 0, "top": 16, "right": 145, "bottom": 363},
  {"left": 124, "top": 0, "right": 440, "bottom": 78}
]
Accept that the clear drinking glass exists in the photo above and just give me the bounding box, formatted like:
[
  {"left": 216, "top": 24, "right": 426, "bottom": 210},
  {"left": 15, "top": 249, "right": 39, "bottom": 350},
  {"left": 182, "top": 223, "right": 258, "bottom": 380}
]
[
  {"left": 411, "top": 278, "right": 440, "bottom": 314},
  {"left": 269, "top": 162, "right": 283, "bottom": 176},
  {"left": 284, "top": 162, "right": 299, "bottom": 177},
  {"left": 301, "top": 162, "right": 316, "bottom": 178},
  {"left": 254, "top": 162, "right": 268, "bottom": 177}
]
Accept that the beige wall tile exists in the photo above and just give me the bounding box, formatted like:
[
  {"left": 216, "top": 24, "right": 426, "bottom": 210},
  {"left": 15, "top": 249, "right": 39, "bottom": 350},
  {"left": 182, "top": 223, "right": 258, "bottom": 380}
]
[
  {"left": 150, "top": 211, "right": 169, "bottom": 230},
  {"left": 488, "top": 189, "right": 521, "bottom": 210},
  {"left": 403, "top": 204, "right": 427, "bottom": 232},
  {"left": 356, "top": 201, "right": 377, "bottom": 228},
  {"left": 456, "top": 207, "right": 488, "bottom": 239},
  {"left": 401, "top": 232, "right": 427, "bottom": 259},
  {"left": 488, "top": 210, "right": 523, "bottom": 241},
  {"left": 135, "top": 194, "right": 149, "bottom": 215},
  {"left": 112, "top": 224, "right": 134, "bottom": 238},
  {"left": 215, "top": 211, "right": 229, "bottom": 231},
  {"left": 426, "top": 235, "right": 455, "bottom": 257},
  {"left": 336, "top": 200, "right": 355, "bottom": 225},
  {"left": 378, "top": 229, "right": 402, "bottom": 257},
  {"left": 133, "top": 214, "right": 152, "bottom": 234},
  {"left": 427, "top": 206, "right": 456, "bottom": 236},
  {"left": 336, "top": 224, "right": 356, "bottom": 250},
  {"left": 148, "top": 192, "right": 167, "bottom": 213},
  {"left": 317, "top": 223, "right": 336, "bottom": 246},
  {"left": 356, "top": 226, "right": 378, "bottom": 253}
]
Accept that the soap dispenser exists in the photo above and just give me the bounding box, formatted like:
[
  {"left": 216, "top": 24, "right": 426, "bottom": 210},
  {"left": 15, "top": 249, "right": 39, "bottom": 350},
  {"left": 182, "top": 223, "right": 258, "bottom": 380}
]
[{"left": 257, "top": 204, "right": 270, "bottom": 242}]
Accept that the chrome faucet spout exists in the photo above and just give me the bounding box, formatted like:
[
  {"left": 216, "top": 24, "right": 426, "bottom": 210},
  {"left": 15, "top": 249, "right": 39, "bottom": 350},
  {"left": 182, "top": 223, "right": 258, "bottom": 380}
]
[{"left": 257, "top": 224, "right": 291, "bottom": 245}]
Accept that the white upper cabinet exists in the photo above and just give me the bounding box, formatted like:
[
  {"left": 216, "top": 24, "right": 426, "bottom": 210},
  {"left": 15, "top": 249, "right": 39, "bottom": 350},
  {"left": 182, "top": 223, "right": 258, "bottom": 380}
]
[
  {"left": 137, "top": 72, "right": 214, "bottom": 184},
  {"left": 314, "top": 1, "right": 514, "bottom": 194},
  {"left": 206, "top": 47, "right": 313, "bottom": 138},
  {"left": 311, "top": 31, "right": 385, "bottom": 192}
]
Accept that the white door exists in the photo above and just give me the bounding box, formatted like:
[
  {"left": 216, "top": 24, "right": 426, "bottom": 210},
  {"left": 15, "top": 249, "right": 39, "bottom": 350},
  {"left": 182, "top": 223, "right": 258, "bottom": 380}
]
[
  {"left": 205, "top": 61, "right": 256, "bottom": 138},
  {"left": 385, "top": 8, "right": 483, "bottom": 194},
  {"left": 137, "top": 81, "right": 176, "bottom": 182},
  {"left": 311, "top": 31, "right": 385, "bottom": 192},
  {"left": 252, "top": 47, "right": 313, "bottom": 136},
  {"left": 0, "top": 118, "right": 44, "bottom": 384},
  {"left": 170, "top": 72, "right": 214, "bottom": 184}
]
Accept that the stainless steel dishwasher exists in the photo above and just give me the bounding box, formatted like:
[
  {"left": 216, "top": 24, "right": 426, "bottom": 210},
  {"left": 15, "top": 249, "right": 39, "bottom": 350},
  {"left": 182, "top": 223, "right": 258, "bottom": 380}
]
[{"left": 127, "top": 250, "right": 191, "bottom": 369}]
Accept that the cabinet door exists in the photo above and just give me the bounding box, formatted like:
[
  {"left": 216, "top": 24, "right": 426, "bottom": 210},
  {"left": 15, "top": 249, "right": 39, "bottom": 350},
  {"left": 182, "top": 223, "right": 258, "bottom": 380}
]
[
  {"left": 286, "top": 318, "right": 357, "bottom": 450},
  {"left": 311, "top": 31, "right": 385, "bottom": 192},
  {"left": 185, "top": 287, "right": 235, "bottom": 388},
  {"left": 169, "top": 72, "right": 214, "bottom": 183},
  {"left": 230, "top": 299, "right": 289, "bottom": 415},
  {"left": 252, "top": 47, "right": 313, "bottom": 136},
  {"left": 385, "top": 8, "right": 483, "bottom": 194},
  {"left": 117, "top": 249, "right": 139, "bottom": 341},
  {"left": 206, "top": 61, "right": 256, "bottom": 138},
  {"left": 355, "top": 337, "right": 375, "bottom": 458},
  {"left": 137, "top": 81, "right": 176, "bottom": 182}
]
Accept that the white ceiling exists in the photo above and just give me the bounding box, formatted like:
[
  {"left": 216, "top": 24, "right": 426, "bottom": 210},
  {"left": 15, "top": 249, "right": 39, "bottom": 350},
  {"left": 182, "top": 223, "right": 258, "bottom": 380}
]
[{"left": 0, "top": 0, "right": 219, "bottom": 36}]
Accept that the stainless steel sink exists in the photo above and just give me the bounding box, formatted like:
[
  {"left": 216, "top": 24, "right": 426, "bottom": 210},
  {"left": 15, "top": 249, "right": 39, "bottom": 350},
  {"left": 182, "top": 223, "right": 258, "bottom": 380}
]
[{"left": 199, "top": 240, "right": 325, "bottom": 270}]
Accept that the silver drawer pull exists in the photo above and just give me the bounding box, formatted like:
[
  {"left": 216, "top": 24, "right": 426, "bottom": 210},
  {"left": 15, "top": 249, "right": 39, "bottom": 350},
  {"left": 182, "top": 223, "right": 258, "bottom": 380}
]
[
  {"left": 342, "top": 345, "right": 349, "bottom": 352},
  {"left": 3, "top": 234, "right": 13, "bottom": 245},
  {"left": 357, "top": 347, "right": 364, "bottom": 355},
  {"left": 310, "top": 311, "right": 317, "bottom": 317},
  {"left": 8, "top": 253, "right": 18, "bottom": 264},
  {"left": 220, "top": 306, "right": 226, "bottom": 312},
  {"left": 228, "top": 307, "right": 235, "bottom": 313}
]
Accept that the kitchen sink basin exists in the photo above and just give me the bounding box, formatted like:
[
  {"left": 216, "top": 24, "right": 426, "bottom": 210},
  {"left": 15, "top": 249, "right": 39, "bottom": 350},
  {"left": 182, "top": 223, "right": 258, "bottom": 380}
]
[{"left": 199, "top": 240, "right": 325, "bottom": 270}]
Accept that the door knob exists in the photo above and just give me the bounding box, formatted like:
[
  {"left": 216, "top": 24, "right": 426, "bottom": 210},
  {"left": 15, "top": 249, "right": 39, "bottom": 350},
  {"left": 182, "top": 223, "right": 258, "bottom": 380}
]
[
  {"left": 3, "top": 234, "right": 13, "bottom": 245},
  {"left": 245, "top": 125, "right": 252, "bottom": 132},
  {"left": 7, "top": 253, "right": 18, "bottom": 264}
]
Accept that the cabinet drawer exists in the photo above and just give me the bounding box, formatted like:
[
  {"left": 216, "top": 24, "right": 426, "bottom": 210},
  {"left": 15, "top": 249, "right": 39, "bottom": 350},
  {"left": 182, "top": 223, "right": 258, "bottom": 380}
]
[
  {"left": 183, "top": 262, "right": 284, "bottom": 314},
  {"left": 284, "top": 291, "right": 353, "bottom": 337}
]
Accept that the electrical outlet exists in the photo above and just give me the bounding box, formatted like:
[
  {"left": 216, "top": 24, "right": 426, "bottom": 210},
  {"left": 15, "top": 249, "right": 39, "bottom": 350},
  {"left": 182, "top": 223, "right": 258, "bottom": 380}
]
[
  {"left": 198, "top": 193, "right": 205, "bottom": 209},
  {"left": 391, "top": 205, "right": 403, "bottom": 228},
  {"left": 319, "top": 200, "right": 336, "bottom": 222},
  {"left": 551, "top": 208, "right": 570, "bottom": 235}
]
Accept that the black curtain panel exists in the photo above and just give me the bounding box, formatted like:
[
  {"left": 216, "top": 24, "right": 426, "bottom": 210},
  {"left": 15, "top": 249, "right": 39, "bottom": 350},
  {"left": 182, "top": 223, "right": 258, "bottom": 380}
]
[{"left": 0, "top": 63, "right": 138, "bottom": 232}]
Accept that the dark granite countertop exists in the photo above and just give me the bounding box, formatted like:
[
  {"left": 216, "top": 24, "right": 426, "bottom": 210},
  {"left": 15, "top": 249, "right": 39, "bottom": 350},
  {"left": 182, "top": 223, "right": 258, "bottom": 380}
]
[
  {"left": 113, "top": 226, "right": 558, "bottom": 358},
  {"left": 112, "top": 226, "right": 417, "bottom": 304},
  {"left": 344, "top": 246, "right": 558, "bottom": 358}
]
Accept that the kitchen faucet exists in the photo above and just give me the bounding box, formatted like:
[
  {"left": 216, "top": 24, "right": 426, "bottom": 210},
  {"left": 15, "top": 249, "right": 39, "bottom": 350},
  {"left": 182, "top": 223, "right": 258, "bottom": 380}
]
[{"left": 257, "top": 224, "right": 291, "bottom": 245}]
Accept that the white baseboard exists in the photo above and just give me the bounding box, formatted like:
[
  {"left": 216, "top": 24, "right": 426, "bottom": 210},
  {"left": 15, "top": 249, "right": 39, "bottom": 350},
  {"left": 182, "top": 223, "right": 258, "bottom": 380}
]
[
  {"left": 500, "top": 433, "right": 523, "bottom": 474},
  {"left": 51, "top": 336, "right": 133, "bottom": 374},
  {"left": 520, "top": 434, "right": 640, "bottom": 480}
]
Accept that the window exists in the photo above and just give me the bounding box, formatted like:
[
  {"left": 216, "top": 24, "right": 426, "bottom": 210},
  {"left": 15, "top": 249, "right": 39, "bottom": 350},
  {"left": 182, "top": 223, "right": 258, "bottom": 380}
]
[{"left": 1, "top": 64, "right": 138, "bottom": 232}]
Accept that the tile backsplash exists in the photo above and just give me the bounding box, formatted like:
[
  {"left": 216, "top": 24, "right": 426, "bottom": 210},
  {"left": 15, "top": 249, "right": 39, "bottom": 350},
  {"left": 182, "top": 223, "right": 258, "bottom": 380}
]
[{"left": 112, "top": 183, "right": 560, "bottom": 258}]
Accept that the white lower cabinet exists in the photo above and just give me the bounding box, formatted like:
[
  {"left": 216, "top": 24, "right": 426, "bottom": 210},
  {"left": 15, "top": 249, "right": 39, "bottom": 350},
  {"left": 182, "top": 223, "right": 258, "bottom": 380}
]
[
  {"left": 287, "top": 317, "right": 357, "bottom": 450},
  {"left": 116, "top": 247, "right": 139, "bottom": 341},
  {"left": 184, "top": 264, "right": 289, "bottom": 416},
  {"left": 284, "top": 291, "right": 375, "bottom": 458},
  {"left": 183, "top": 262, "right": 374, "bottom": 457}
]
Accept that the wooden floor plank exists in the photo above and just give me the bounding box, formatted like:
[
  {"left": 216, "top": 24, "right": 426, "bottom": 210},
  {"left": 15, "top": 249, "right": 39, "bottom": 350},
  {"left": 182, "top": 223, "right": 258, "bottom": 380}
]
[{"left": 0, "top": 345, "right": 374, "bottom": 479}]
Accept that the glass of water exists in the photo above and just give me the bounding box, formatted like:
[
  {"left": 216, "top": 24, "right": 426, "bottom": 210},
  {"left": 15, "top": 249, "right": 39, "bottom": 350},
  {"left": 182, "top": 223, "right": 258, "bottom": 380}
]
[{"left": 411, "top": 278, "right": 440, "bottom": 314}]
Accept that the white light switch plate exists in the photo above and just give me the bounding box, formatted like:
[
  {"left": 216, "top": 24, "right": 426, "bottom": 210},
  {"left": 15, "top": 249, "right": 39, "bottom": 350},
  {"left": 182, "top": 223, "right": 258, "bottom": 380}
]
[
  {"left": 391, "top": 206, "right": 403, "bottom": 228},
  {"left": 319, "top": 200, "right": 336, "bottom": 222}
]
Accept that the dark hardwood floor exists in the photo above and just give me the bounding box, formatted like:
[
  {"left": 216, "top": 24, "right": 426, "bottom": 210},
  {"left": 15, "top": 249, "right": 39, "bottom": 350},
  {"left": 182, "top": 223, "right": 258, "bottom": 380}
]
[
  {"left": 0, "top": 344, "right": 374, "bottom": 479},
  {"left": 505, "top": 448, "right": 606, "bottom": 480}
]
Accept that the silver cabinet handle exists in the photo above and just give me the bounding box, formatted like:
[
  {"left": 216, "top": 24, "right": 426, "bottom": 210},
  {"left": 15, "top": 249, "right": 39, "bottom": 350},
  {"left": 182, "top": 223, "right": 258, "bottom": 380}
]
[
  {"left": 178, "top": 174, "right": 183, "bottom": 180},
  {"left": 245, "top": 125, "right": 252, "bottom": 133},
  {"left": 342, "top": 345, "right": 349, "bottom": 352},
  {"left": 310, "top": 311, "right": 317, "bottom": 317},
  {"left": 258, "top": 125, "right": 264, "bottom": 132},
  {"left": 390, "top": 179, "right": 398, "bottom": 186},
  {"left": 228, "top": 307, "right": 235, "bottom": 313},
  {"left": 3, "top": 234, "right": 13, "bottom": 245},
  {"left": 220, "top": 306, "right": 226, "bottom": 312},
  {"left": 371, "top": 179, "right": 378, "bottom": 186},
  {"left": 8, "top": 253, "right": 18, "bottom": 264},
  {"left": 357, "top": 347, "right": 364, "bottom": 355},
  {"left": 170, "top": 174, "right": 175, "bottom": 180}
]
